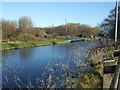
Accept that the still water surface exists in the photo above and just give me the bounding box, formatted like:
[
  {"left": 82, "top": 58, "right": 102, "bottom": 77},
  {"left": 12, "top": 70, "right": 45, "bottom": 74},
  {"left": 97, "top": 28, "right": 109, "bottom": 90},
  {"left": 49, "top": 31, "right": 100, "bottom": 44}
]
[{"left": 2, "top": 40, "right": 98, "bottom": 88}]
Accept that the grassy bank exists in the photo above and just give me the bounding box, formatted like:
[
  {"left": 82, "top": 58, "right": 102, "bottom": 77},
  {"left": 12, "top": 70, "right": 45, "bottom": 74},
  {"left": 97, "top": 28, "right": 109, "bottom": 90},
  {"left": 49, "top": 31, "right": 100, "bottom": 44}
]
[
  {"left": 0, "top": 40, "right": 70, "bottom": 50},
  {"left": 0, "top": 37, "right": 99, "bottom": 51},
  {"left": 79, "top": 37, "right": 99, "bottom": 40}
]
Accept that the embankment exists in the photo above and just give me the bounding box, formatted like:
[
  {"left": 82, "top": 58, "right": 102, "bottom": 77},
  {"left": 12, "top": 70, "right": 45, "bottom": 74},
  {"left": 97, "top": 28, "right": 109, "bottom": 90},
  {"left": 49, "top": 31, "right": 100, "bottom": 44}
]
[
  {"left": 1, "top": 37, "right": 99, "bottom": 51},
  {"left": 0, "top": 40, "right": 70, "bottom": 51}
]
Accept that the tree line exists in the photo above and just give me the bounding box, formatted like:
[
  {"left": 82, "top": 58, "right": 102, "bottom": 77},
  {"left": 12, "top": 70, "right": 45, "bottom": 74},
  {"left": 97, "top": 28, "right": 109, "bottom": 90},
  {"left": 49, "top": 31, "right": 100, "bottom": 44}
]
[
  {"left": 1, "top": 16, "right": 100, "bottom": 43},
  {"left": 1, "top": 2, "right": 120, "bottom": 43},
  {"left": 45, "top": 23, "right": 100, "bottom": 37}
]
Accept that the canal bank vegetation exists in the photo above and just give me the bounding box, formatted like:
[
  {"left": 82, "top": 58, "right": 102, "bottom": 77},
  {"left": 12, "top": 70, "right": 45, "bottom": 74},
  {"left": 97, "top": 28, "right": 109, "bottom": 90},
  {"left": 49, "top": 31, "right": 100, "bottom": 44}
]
[
  {"left": 79, "top": 37, "right": 99, "bottom": 40},
  {"left": 87, "top": 39, "right": 120, "bottom": 88},
  {"left": 1, "top": 16, "right": 100, "bottom": 45},
  {"left": 0, "top": 37, "right": 99, "bottom": 50},
  {"left": 1, "top": 16, "right": 101, "bottom": 50},
  {"left": 75, "top": 38, "right": 119, "bottom": 88},
  {"left": 0, "top": 40, "right": 70, "bottom": 50},
  {"left": 77, "top": 73, "right": 101, "bottom": 88}
]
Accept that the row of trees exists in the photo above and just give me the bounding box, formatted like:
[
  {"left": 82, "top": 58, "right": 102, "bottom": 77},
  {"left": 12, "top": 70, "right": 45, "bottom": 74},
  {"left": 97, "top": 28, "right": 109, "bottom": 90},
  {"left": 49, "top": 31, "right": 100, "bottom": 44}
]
[
  {"left": 2, "top": 2, "right": 120, "bottom": 43},
  {"left": 2, "top": 16, "right": 47, "bottom": 42},
  {"left": 2, "top": 16, "right": 100, "bottom": 42},
  {"left": 46, "top": 23, "right": 100, "bottom": 37},
  {"left": 100, "top": 3, "right": 120, "bottom": 41}
]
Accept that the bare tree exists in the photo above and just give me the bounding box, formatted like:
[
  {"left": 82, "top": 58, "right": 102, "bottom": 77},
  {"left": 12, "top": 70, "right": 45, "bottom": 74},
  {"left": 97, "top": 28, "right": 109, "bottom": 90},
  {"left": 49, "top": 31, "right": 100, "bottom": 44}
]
[
  {"left": 100, "top": 4, "right": 120, "bottom": 40},
  {"left": 18, "top": 16, "right": 33, "bottom": 34},
  {"left": 2, "top": 19, "right": 17, "bottom": 42}
]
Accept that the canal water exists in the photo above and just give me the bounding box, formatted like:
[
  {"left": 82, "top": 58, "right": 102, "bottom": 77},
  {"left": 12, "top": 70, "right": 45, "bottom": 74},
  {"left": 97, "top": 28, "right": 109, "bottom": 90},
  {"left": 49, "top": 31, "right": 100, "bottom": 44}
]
[{"left": 2, "top": 40, "right": 98, "bottom": 88}]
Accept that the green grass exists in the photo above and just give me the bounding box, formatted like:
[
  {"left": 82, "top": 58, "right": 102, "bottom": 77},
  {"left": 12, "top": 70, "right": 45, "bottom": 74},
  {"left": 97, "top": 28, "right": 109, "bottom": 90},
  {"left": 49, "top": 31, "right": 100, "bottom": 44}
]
[
  {"left": 0, "top": 37, "right": 99, "bottom": 50},
  {"left": 0, "top": 40, "right": 70, "bottom": 50},
  {"left": 79, "top": 37, "right": 99, "bottom": 40}
]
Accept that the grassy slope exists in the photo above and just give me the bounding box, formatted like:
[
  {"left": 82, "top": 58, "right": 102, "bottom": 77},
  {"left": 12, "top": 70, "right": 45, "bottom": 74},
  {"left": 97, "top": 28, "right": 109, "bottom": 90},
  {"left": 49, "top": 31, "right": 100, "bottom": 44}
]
[
  {"left": 80, "top": 37, "right": 99, "bottom": 40},
  {"left": 0, "top": 40, "right": 70, "bottom": 50},
  {"left": 0, "top": 37, "right": 99, "bottom": 50}
]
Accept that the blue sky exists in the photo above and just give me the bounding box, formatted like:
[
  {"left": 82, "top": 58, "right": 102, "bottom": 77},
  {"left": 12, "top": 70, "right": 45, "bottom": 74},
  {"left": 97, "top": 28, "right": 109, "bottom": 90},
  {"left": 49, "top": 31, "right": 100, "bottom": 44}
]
[{"left": 2, "top": 2, "right": 116, "bottom": 27}]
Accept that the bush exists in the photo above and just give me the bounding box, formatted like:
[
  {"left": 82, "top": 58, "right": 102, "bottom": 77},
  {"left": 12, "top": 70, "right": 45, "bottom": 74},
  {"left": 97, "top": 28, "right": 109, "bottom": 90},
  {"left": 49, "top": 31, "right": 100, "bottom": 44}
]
[
  {"left": 77, "top": 73, "right": 101, "bottom": 88},
  {"left": 17, "top": 34, "right": 36, "bottom": 42}
]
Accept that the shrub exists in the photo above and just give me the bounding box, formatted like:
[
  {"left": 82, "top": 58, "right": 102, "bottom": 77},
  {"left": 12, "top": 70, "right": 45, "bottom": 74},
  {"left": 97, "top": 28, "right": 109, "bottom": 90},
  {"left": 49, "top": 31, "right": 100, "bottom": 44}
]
[
  {"left": 77, "top": 73, "right": 101, "bottom": 88},
  {"left": 17, "top": 34, "right": 36, "bottom": 42}
]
